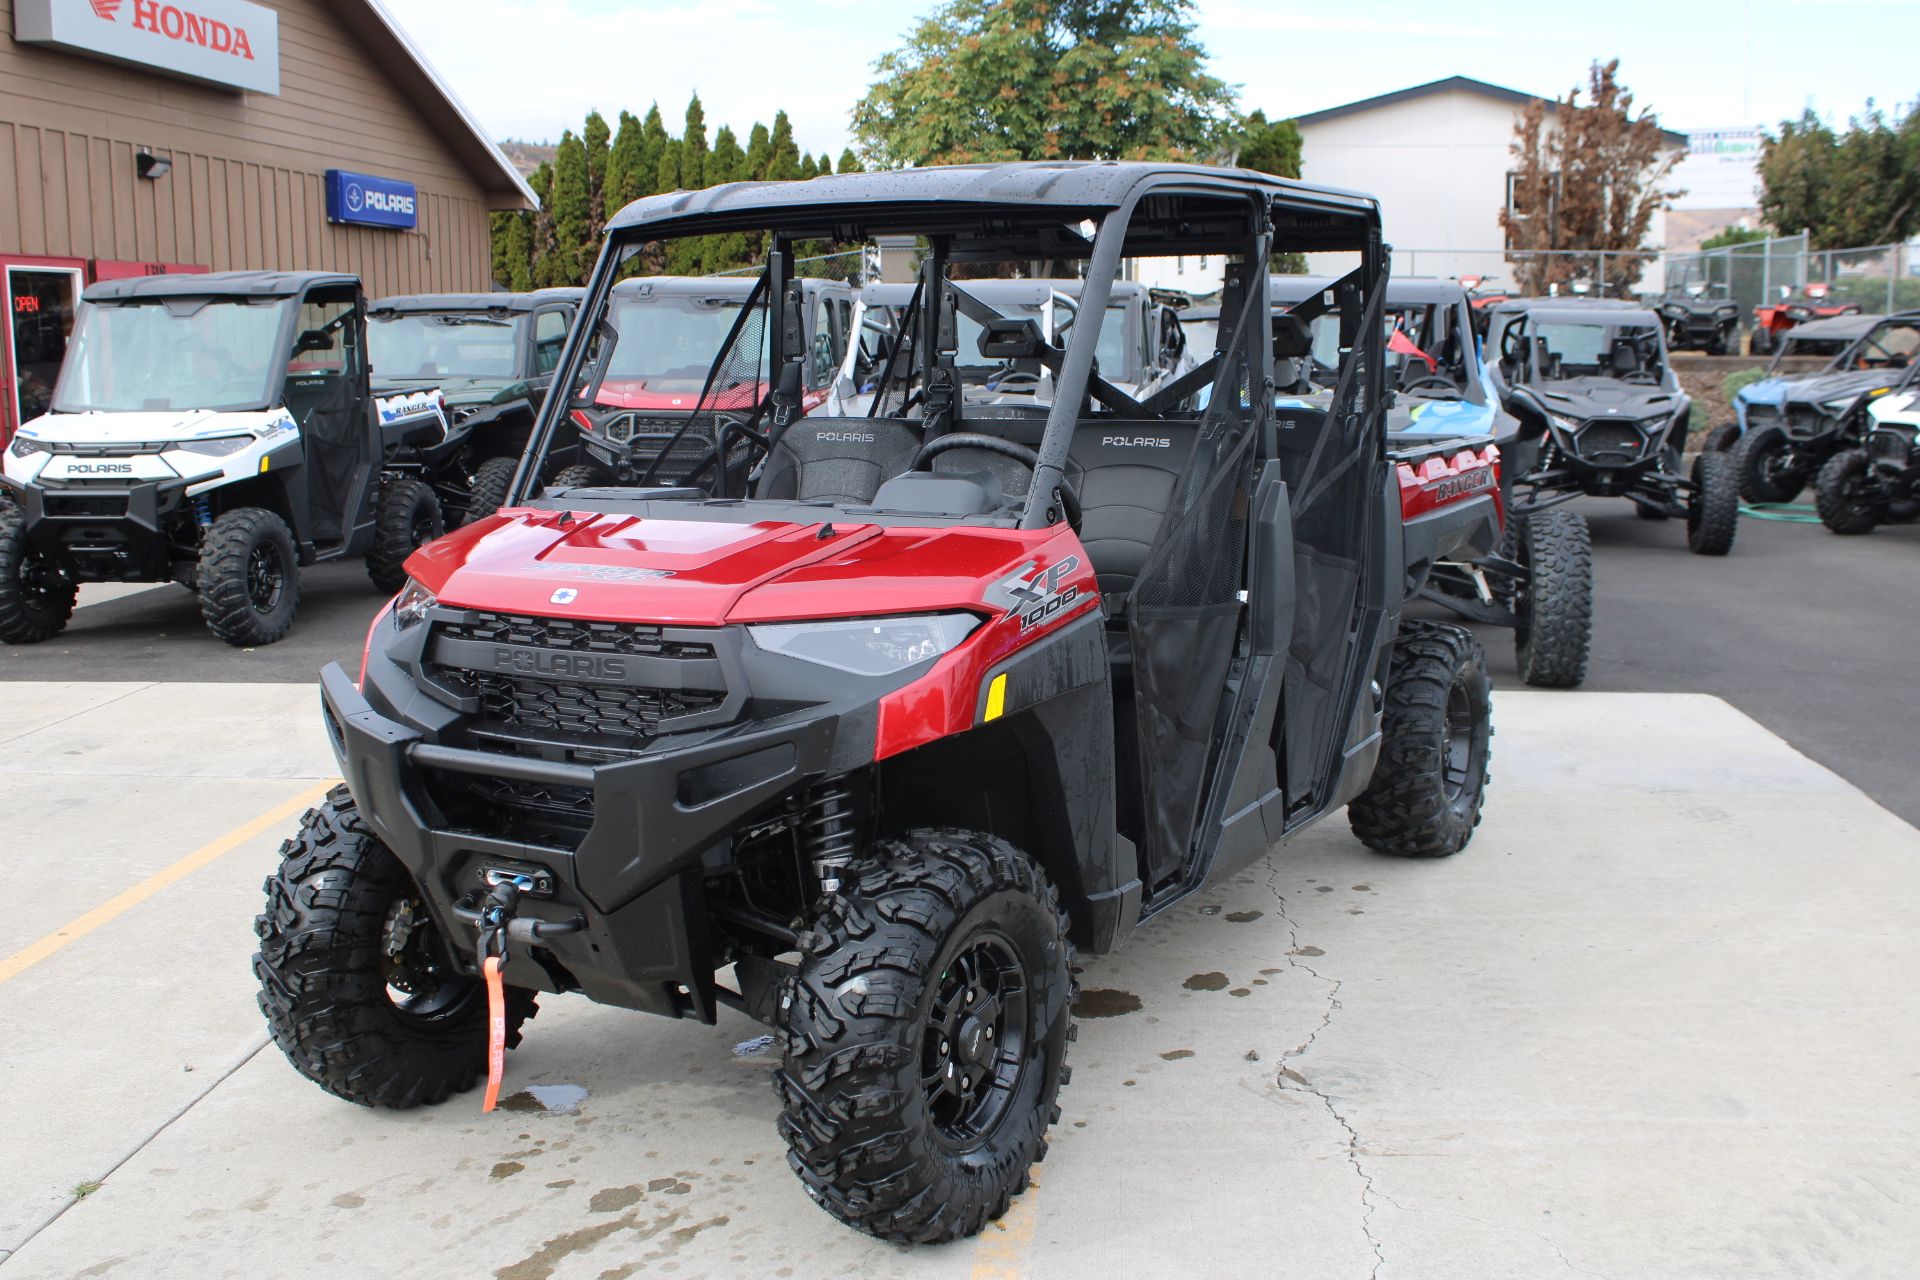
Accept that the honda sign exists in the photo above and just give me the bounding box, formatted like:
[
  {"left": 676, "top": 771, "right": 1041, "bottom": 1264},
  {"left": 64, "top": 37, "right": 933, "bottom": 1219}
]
[{"left": 13, "top": 0, "right": 280, "bottom": 95}]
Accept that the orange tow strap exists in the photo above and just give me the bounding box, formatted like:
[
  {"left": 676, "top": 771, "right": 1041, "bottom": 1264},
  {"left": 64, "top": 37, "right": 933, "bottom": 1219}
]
[{"left": 482, "top": 954, "right": 507, "bottom": 1112}]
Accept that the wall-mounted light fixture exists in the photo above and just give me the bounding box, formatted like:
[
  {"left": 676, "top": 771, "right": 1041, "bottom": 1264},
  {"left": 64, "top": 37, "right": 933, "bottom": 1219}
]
[{"left": 136, "top": 150, "right": 172, "bottom": 180}]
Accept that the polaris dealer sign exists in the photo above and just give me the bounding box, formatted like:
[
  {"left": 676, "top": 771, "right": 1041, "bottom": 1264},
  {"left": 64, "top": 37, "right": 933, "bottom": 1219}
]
[
  {"left": 326, "top": 170, "right": 419, "bottom": 231},
  {"left": 13, "top": 0, "right": 281, "bottom": 95}
]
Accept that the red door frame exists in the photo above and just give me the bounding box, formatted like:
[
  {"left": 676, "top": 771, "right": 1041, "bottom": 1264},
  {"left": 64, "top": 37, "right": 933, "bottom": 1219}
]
[{"left": 1, "top": 253, "right": 89, "bottom": 447}]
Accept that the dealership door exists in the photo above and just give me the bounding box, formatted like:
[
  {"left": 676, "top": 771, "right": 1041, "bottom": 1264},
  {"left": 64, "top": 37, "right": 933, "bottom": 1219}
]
[{"left": 2, "top": 257, "right": 86, "bottom": 446}]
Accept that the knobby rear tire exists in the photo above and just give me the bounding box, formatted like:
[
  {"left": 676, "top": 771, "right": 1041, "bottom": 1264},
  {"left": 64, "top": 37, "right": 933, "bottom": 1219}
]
[{"left": 1349, "top": 622, "right": 1493, "bottom": 858}]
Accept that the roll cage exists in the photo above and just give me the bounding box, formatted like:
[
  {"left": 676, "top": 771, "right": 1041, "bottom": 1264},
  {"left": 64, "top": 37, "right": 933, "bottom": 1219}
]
[{"left": 513, "top": 163, "right": 1384, "bottom": 533}]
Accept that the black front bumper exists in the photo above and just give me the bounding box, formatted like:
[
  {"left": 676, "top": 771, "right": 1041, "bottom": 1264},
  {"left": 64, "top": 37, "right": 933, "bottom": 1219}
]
[
  {"left": 320, "top": 661, "right": 839, "bottom": 1020},
  {"left": 8, "top": 476, "right": 192, "bottom": 581}
]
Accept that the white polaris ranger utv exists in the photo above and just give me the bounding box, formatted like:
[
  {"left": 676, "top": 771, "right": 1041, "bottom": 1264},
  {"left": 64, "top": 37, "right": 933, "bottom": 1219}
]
[{"left": 0, "top": 271, "right": 449, "bottom": 647}]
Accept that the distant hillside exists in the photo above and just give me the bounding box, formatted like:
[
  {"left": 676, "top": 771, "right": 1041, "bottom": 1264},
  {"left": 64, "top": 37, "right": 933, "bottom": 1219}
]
[{"left": 498, "top": 140, "right": 556, "bottom": 178}]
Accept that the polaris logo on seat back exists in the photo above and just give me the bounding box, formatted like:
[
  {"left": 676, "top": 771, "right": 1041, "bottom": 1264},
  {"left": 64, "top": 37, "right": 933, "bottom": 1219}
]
[
  {"left": 815, "top": 431, "right": 876, "bottom": 444},
  {"left": 1102, "top": 436, "right": 1171, "bottom": 448},
  {"left": 492, "top": 649, "right": 627, "bottom": 681}
]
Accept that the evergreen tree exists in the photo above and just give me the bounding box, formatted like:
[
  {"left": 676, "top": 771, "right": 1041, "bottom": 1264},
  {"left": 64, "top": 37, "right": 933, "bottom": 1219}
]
[
  {"left": 745, "top": 122, "right": 772, "bottom": 180},
  {"left": 583, "top": 110, "right": 612, "bottom": 238},
  {"left": 816, "top": 151, "right": 833, "bottom": 176},
  {"left": 656, "top": 137, "right": 684, "bottom": 193},
  {"left": 798, "top": 153, "right": 819, "bottom": 181},
  {"left": 768, "top": 111, "right": 800, "bottom": 180},
  {"left": 837, "top": 147, "right": 863, "bottom": 174},
  {"left": 710, "top": 125, "right": 745, "bottom": 186},
  {"left": 682, "top": 94, "right": 709, "bottom": 191},
  {"left": 547, "top": 130, "right": 592, "bottom": 285},
  {"left": 606, "top": 109, "right": 647, "bottom": 215},
  {"left": 640, "top": 103, "right": 669, "bottom": 197},
  {"left": 528, "top": 162, "right": 560, "bottom": 288}
]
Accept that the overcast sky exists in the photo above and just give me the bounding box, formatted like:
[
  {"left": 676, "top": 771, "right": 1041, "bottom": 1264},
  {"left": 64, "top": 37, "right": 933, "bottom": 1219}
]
[{"left": 381, "top": 0, "right": 1918, "bottom": 156}]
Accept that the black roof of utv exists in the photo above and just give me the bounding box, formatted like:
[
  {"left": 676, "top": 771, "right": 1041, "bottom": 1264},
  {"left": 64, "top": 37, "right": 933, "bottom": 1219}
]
[
  {"left": 604, "top": 161, "right": 1381, "bottom": 252},
  {"left": 608, "top": 276, "right": 848, "bottom": 300},
  {"left": 83, "top": 270, "right": 358, "bottom": 303},
  {"left": 368, "top": 287, "right": 582, "bottom": 315}
]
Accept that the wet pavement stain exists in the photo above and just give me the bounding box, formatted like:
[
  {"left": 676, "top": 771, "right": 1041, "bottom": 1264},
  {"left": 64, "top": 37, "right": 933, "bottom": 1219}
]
[
  {"left": 589, "top": 1186, "right": 645, "bottom": 1214},
  {"left": 494, "top": 1211, "right": 648, "bottom": 1280},
  {"left": 1224, "top": 910, "right": 1263, "bottom": 923},
  {"left": 491, "top": 1162, "right": 525, "bottom": 1180},
  {"left": 1314, "top": 885, "right": 1335, "bottom": 893},
  {"left": 1351, "top": 884, "right": 1371, "bottom": 892},
  {"left": 1073, "top": 988, "right": 1142, "bottom": 1017},
  {"left": 329, "top": 1192, "right": 364, "bottom": 1210},
  {"left": 1229, "top": 988, "right": 1252, "bottom": 997},
  {"left": 646, "top": 1177, "right": 693, "bottom": 1195},
  {"left": 497, "top": 1084, "right": 589, "bottom": 1115},
  {"left": 1160, "top": 1049, "right": 1195, "bottom": 1061},
  {"left": 1183, "top": 971, "right": 1229, "bottom": 991},
  {"left": 1251, "top": 978, "right": 1268, "bottom": 986},
  {"left": 1291, "top": 946, "right": 1324, "bottom": 958}
]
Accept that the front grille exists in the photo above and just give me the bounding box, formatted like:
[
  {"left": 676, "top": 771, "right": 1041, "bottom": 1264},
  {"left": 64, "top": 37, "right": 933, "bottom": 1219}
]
[
  {"left": 1745, "top": 404, "right": 1783, "bottom": 430},
  {"left": 43, "top": 494, "right": 129, "bottom": 518},
  {"left": 418, "top": 768, "right": 595, "bottom": 846},
  {"left": 471, "top": 672, "right": 726, "bottom": 745},
  {"left": 439, "top": 611, "right": 716, "bottom": 659},
  {"left": 1786, "top": 407, "right": 1831, "bottom": 439},
  {"left": 429, "top": 611, "right": 730, "bottom": 750},
  {"left": 1868, "top": 431, "right": 1913, "bottom": 468},
  {"left": 599, "top": 414, "right": 716, "bottom": 483},
  {"left": 1575, "top": 420, "right": 1643, "bottom": 464}
]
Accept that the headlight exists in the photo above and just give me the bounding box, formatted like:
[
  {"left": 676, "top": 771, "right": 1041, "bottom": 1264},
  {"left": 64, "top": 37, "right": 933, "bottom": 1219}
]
[
  {"left": 750, "top": 612, "right": 980, "bottom": 676},
  {"left": 1819, "top": 396, "right": 1859, "bottom": 413},
  {"left": 1786, "top": 306, "right": 1812, "bottom": 321},
  {"left": 1662, "top": 304, "right": 1686, "bottom": 318},
  {"left": 8, "top": 435, "right": 49, "bottom": 457},
  {"left": 1641, "top": 415, "right": 1672, "bottom": 433},
  {"left": 173, "top": 435, "right": 255, "bottom": 457},
  {"left": 393, "top": 578, "right": 437, "bottom": 628},
  {"left": 1547, "top": 413, "right": 1582, "bottom": 437},
  {"left": 1716, "top": 305, "right": 1739, "bottom": 318}
]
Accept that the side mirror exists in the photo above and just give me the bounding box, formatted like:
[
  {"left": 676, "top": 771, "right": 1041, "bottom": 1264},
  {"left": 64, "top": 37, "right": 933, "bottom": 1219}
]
[{"left": 567, "top": 318, "right": 619, "bottom": 409}]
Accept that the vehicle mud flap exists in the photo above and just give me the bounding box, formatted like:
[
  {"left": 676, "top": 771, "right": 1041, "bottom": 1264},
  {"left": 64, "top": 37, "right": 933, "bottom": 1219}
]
[
  {"left": 1125, "top": 281, "right": 1261, "bottom": 890},
  {"left": 1130, "top": 601, "right": 1241, "bottom": 886}
]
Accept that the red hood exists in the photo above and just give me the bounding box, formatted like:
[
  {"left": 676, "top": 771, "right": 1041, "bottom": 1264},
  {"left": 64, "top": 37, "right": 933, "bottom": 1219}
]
[
  {"left": 590, "top": 380, "right": 829, "bottom": 413},
  {"left": 406, "top": 509, "right": 1076, "bottom": 627}
]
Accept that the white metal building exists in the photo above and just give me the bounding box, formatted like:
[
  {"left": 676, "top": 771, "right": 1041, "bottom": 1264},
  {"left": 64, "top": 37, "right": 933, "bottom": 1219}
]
[{"left": 1292, "top": 76, "right": 1686, "bottom": 293}]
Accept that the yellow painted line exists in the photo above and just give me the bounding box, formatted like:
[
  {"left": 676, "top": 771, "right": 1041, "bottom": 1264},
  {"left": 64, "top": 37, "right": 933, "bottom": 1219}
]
[
  {"left": 970, "top": 1165, "right": 1043, "bottom": 1279},
  {"left": 0, "top": 779, "right": 337, "bottom": 986}
]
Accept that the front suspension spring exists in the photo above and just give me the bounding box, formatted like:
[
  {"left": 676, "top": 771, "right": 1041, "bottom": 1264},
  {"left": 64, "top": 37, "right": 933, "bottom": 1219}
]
[
  {"left": 193, "top": 496, "right": 214, "bottom": 528},
  {"left": 801, "top": 782, "right": 858, "bottom": 893}
]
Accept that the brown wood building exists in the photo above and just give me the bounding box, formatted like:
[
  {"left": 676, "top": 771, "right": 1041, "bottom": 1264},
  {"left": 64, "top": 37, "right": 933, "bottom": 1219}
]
[{"left": 0, "top": 0, "right": 533, "bottom": 439}]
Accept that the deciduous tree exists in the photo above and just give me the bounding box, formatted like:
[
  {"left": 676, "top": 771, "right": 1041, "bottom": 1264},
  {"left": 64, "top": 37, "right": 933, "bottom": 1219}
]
[
  {"left": 1499, "top": 59, "right": 1678, "bottom": 294},
  {"left": 852, "top": 0, "right": 1236, "bottom": 167},
  {"left": 1760, "top": 104, "right": 1919, "bottom": 248}
]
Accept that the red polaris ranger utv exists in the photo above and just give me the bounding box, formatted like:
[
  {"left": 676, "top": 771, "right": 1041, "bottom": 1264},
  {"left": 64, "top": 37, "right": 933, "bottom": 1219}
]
[{"left": 254, "top": 163, "right": 1500, "bottom": 1243}]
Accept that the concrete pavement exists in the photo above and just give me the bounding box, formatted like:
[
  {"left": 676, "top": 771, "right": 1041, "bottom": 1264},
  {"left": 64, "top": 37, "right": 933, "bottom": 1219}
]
[{"left": 3, "top": 686, "right": 1917, "bottom": 1277}]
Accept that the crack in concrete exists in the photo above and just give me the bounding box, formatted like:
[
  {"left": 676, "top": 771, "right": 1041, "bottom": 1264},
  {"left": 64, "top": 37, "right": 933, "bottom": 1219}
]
[{"left": 1265, "top": 861, "right": 1385, "bottom": 1279}]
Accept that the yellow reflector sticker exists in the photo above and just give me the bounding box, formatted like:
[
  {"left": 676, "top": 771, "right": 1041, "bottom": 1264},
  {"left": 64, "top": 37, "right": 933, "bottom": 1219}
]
[
  {"left": 259, "top": 455, "right": 270, "bottom": 473},
  {"left": 984, "top": 673, "right": 1007, "bottom": 722}
]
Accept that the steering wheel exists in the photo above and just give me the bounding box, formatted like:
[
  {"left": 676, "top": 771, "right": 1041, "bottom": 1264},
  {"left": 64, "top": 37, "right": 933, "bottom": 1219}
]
[
  {"left": 912, "top": 433, "right": 1081, "bottom": 530},
  {"left": 1620, "top": 371, "right": 1660, "bottom": 386},
  {"left": 1400, "top": 374, "right": 1461, "bottom": 395},
  {"left": 675, "top": 415, "right": 771, "bottom": 495}
]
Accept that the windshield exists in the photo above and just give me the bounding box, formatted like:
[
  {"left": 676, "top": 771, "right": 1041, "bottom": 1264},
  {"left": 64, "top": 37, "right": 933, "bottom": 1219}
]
[
  {"left": 52, "top": 297, "right": 291, "bottom": 414},
  {"left": 605, "top": 294, "right": 750, "bottom": 392},
  {"left": 1834, "top": 318, "right": 1920, "bottom": 372},
  {"left": 1523, "top": 322, "right": 1663, "bottom": 382},
  {"left": 369, "top": 311, "right": 517, "bottom": 380}
]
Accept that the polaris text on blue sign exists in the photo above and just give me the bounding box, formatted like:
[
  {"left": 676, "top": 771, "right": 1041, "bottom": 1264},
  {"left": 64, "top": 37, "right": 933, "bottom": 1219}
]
[{"left": 324, "top": 169, "right": 418, "bottom": 230}]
